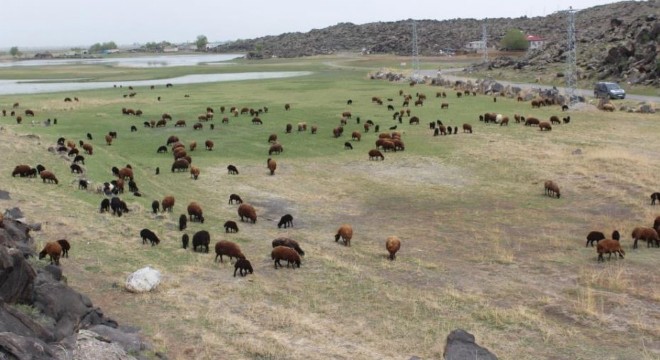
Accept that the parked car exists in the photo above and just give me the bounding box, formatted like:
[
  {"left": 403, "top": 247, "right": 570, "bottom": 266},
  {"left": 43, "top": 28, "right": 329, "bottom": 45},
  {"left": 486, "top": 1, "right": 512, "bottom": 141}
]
[{"left": 594, "top": 82, "right": 626, "bottom": 99}]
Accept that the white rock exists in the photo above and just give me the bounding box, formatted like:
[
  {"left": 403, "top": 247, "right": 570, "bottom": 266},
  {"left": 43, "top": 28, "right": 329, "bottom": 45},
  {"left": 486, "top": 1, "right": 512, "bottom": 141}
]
[{"left": 125, "top": 266, "right": 161, "bottom": 293}]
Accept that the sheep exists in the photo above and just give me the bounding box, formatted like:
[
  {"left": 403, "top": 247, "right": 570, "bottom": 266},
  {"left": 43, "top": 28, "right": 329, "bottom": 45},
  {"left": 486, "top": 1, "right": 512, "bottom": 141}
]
[
  {"left": 192, "top": 230, "right": 210, "bottom": 253},
  {"left": 653, "top": 216, "right": 660, "bottom": 231},
  {"left": 100, "top": 198, "right": 110, "bottom": 213},
  {"left": 344, "top": 142, "right": 353, "bottom": 150},
  {"left": 39, "top": 241, "right": 62, "bottom": 265},
  {"left": 187, "top": 202, "right": 204, "bottom": 223},
  {"left": 189, "top": 141, "right": 197, "bottom": 151},
  {"left": 351, "top": 131, "right": 361, "bottom": 141},
  {"left": 12, "top": 165, "right": 32, "bottom": 177},
  {"left": 335, "top": 224, "right": 353, "bottom": 246},
  {"left": 525, "top": 117, "right": 540, "bottom": 126},
  {"left": 167, "top": 135, "right": 179, "bottom": 146},
  {"left": 272, "top": 246, "right": 301, "bottom": 269},
  {"left": 386, "top": 236, "right": 401, "bottom": 260},
  {"left": 268, "top": 133, "right": 278, "bottom": 143},
  {"left": 539, "top": 121, "right": 552, "bottom": 131},
  {"left": 190, "top": 166, "right": 200, "bottom": 180},
  {"left": 368, "top": 149, "right": 384, "bottom": 161},
  {"left": 650, "top": 192, "right": 660, "bottom": 205},
  {"left": 462, "top": 124, "right": 473, "bottom": 133},
  {"left": 151, "top": 200, "right": 159, "bottom": 214},
  {"left": 272, "top": 237, "right": 305, "bottom": 256},
  {"left": 238, "top": 203, "right": 257, "bottom": 223},
  {"left": 227, "top": 165, "right": 239, "bottom": 175},
  {"left": 214, "top": 240, "right": 245, "bottom": 263},
  {"left": 118, "top": 167, "right": 134, "bottom": 180},
  {"left": 56, "top": 239, "right": 71, "bottom": 258},
  {"left": 224, "top": 220, "right": 239, "bottom": 233},
  {"left": 128, "top": 179, "right": 138, "bottom": 193},
  {"left": 205, "top": 140, "right": 214, "bottom": 150},
  {"left": 179, "top": 214, "right": 187, "bottom": 231},
  {"left": 171, "top": 158, "right": 190, "bottom": 172},
  {"left": 182, "top": 234, "right": 189, "bottom": 249},
  {"left": 597, "top": 239, "right": 625, "bottom": 262},
  {"left": 612, "top": 230, "right": 620, "bottom": 241},
  {"left": 631, "top": 227, "right": 659, "bottom": 249},
  {"left": 269, "top": 143, "right": 283, "bottom": 155},
  {"left": 267, "top": 158, "right": 277, "bottom": 175},
  {"left": 105, "top": 134, "right": 113, "bottom": 145},
  {"left": 544, "top": 180, "right": 560, "bottom": 198},
  {"left": 73, "top": 155, "right": 85, "bottom": 165},
  {"left": 550, "top": 115, "right": 561, "bottom": 124},
  {"left": 586, "top": 231, "right": 606, "bottom": 247},
  {"left": 110, "top": 197, "right": 124, "bottom": 217},
  {"left": 277, "top": 214, "right": 294, "bottom": 228},
  {"left": 130, "top": 125, "right": 137, "bottom": 132},
  {"left": 161, "top": 196, "right": 175, "bottom": 212},
  {"left": 40, "top": 170, "right": 58, "bottom": 184},
  {"left": 284, "top": 103, "right": 291, "bottom": 111},
  {"left": 234, "top": 259, "right": 254, "bottom": 277},
  {"left": 229, "top": 194, "right": 243, "bottom": 205},
  {"left": 78, "top": 179, "right": 89, "bottom": 190},
  {"left": 140, "top": 228, "right": 160, "bottom": 246}
]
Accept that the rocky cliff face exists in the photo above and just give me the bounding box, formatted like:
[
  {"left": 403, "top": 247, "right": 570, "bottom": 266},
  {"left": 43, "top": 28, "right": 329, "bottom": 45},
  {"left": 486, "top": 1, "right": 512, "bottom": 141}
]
[{"left": 213, "top": 1, "right": 658, "bottom": 85}]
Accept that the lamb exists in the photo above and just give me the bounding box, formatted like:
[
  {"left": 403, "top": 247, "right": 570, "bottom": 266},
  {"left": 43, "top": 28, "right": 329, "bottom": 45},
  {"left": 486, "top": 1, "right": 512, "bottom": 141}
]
[
  {"left": 140, "top": 228, "right": 160, "bottom": 246},
  {"left": 187, "top": 202, "right": 204, "bottom": 223},
  {"left": 39, "top": 241, "right": 62, "bottom": 266},
  {"left": 56, "top": 239, "right": 71, "bottom": 258},
  {"left": 224, "top": 220, "right": 239, "bottom": 233},
  {"left": 228, "top": 194, "right": 243, "bottom": 205},
  {"left": 234, "top": 258, "right": 254, "bottom": 277},
  {"left": 631, "top": 227, "right": 659, "bottom": 249},
  {"left": 271, "top": 246, "right": 301, "bottom": 269},
  {"left": 151, "top": 200, "right": 159, "bottom": 214},
  {"left": 179, "top": 214, "right": 187, "bottom": 231},
  {"left": 272, "top": 237, "right": 305, "bottom": 256},
  {"left": 586, "top": 231, "right": 606, "bottom": 247},
  {"left": 227, "top": 165, "right": 239, "bottom": 175},
  {"left": 161, "top": 196, "right": 175, "bottom": 212},
  {"left": 650, "top": 192, "right": 660, "bottom": 205},
  {"left": 214, "top": 240, "right": 246, "bottom": 263},
  {"left": 386, "top": 235, "right": 401, "bottom": 260},
  {"left": 192, "top": 230, "right": 210, "bottom": 253},
  {"left": 597, "top": 239, "right": 625, "bottom": 262},
  {"left": 40, "top": 170, "right": 58, "bottom": 184},
  {"left": 335, "top": 224, "right": 353, "bottom": 247},
  {"left": 182, "top": 234, "right": 189, "bottom": 249},
  {"left": 238, "top": 203, "right": 257, "bottom": 223},
  {"left": 277, "top": 214, "right": 294, "bottom": 228},
  {"left": 267, "top": 158, "right": 277, "bottom": 175},
  {"left": 544, "top": 180, "right": 560, "bottom": 198}
]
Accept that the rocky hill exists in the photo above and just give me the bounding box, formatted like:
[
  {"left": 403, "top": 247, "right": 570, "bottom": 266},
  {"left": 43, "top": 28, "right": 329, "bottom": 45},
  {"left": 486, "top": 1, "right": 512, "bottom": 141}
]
[{"left": 213, "top": 1, "right": 658, "bottom": 85}]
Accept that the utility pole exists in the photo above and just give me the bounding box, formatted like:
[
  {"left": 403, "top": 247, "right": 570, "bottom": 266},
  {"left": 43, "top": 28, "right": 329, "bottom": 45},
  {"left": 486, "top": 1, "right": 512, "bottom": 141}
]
[
  {"left": 565, "top": 7, "right": 578, "bottom": 107},
  {"left": 411, "top": 20, "right": 420, "bottom": 80}
]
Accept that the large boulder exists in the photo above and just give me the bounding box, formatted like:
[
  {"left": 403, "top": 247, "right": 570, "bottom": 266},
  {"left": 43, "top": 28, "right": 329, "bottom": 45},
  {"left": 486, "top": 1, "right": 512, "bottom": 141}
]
[
  {"left": 443, "top": 329, "right": 498, "bottom": 360},
  {"left": 125, "top": 266, "right": 161, "bottom": 293},
  {"left": 74, "top": 329, "right": 136, "bottom": 360},
  {"left": 0, "top": 332, "right": 62, "bottom": 359},
  {"left": 0, "top": 247, "right": 36, "bottom": 304}
]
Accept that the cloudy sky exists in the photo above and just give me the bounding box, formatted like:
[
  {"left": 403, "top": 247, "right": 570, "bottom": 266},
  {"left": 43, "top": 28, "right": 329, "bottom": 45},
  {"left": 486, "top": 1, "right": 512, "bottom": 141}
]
[{"left": 1, "top": 0, "right": 624, "bottom": 49}]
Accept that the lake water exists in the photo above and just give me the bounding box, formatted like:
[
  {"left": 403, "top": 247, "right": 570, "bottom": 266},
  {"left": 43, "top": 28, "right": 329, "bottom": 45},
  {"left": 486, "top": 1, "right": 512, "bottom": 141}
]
[{"left": 0, "top": 53, "right": 244, "bottom": 68}]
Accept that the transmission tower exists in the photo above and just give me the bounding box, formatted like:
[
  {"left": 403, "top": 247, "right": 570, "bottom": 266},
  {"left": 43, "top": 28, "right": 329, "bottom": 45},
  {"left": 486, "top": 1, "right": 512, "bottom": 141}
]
[
  {"left": 482, "top": 23, "right": 488, "bottom": 64},
  {"left": 411, "top": 20, "right": 420, "bottom": 80},
  {"left": 565, "top": 7, "right": 578, "bottom": 106}
]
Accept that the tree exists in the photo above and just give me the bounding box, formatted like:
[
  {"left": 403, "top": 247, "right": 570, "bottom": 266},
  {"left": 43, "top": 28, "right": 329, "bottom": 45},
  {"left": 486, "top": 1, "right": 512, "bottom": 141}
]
[
  {"left": 9, "top": 46, "right": 20, "bottom": 57},
  {"left": 500, "top": 29, "right": 529, "bottom": 51},
  {"left": 88, "top": 41, "right": 118, "bottom": 53},
  {"left": 196, "top": 35, "right": 208, "bottom": 51}
]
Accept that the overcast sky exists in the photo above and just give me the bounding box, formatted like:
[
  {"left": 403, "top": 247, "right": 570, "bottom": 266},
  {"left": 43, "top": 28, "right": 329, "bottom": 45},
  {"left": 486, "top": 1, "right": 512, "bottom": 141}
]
[{"left": 1, "top": 0, "right": 625, "bottom": 49}]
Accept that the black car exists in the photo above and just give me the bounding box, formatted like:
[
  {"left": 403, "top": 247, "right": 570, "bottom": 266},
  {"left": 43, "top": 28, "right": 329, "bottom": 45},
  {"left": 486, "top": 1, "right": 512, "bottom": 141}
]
[{"left": 594, "top": 82, "right": 626, "bottom": 99}]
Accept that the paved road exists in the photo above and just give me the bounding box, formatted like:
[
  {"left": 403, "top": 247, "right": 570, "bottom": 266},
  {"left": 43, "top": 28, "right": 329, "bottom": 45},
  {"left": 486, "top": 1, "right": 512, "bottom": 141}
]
[{"left": 421, "top": 68, "right": 660, "bottom": 103}]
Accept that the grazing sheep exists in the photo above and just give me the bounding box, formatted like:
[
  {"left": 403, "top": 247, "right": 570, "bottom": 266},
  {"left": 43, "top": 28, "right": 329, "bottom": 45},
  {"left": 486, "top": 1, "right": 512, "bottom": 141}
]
[
  {"left": 187, "top": 202, "right": 204, "bottom": 223},
  {"left": 344, "top": 142, "right": 353, "bottom": 150},
  {"left": 56, "top": 239, "right": 71, "bottom": 258},
  {"left": 284, "top": 103, "right": 291, "bottom": 111},
  {"left": 269, "top": 143, "right": 283, "bottom": 155},
  {"left": 40, "top": 170, "right": 58, "bottom": 184},
  {"left": 105, "top": 134, "right": 113, "bottom": 145},
  {"left": 351, "top": 131, "right": 361, "bottom": 141},
  {"left": 234, "top": 258, "right": 254, "bottom": 277},
  {"left": 612, "top": 230, "right": 620, "bottom": 241},
  {"left": 140, "top": 228, "right": 160, "bottom": 246},
  {"left": 368, "top": 149, "right": 384, "bottom": 161},
  {"left": 544, "top": 180, "right": 560, "bottom": 198},
  {"left": 271, "top": 246, "right": 301, "bottom": 269},
  {"left": 525, "top": 117, "right": 540, "bottom": 126},
  {"left": 171, "top": 158, "right": 190, "bottom": 172},
  {"left": 214, "top": 240, "right": 245, "bottom": 263},
  {"left": 128, "top": 179, "right": 138, "bottom": 193},
  {"left": 205, "top": 140, "right": 214, "bottom": 151},
  {"left": 227, "top": 165, "right": 239, "bottom": 175},
  {"left": 182, "top": 234, "right": 189, "bottom": 249},
  {"left": 550, "top": 115, "right": 561, "bottom": 124},
  {"left": 272, "top": 237, "right": 305, "bottom": 256},
  {"left": 151, "top": 200, "right": 159, "bottom": 214},
  {"left": 110, "top": 197, "right": 124, "bottom": 217},
  {"left": 268, "top": 133, "right": 278, "bottom": 143},
  {"left": 167, "top": 135, "right": 179, "bottom": 146},
  {"left": 238, "top": 203, "right": 257, "bottom": 223},
  {"left": 130, "top": 125, "right": 137, "bottom": 132},
  {"left": 386, "top": 235, "right": 401, "bottom": 260},
  {"left": 277, "top": 214, "right": 294, "bottom": 228},
  {"left": 462, "top": 124, "right": 472, "bottom": 133},
  {"left": 499, "top": 116, "right": 509, "bottom": 126},
  {"left": 190, "top": 166, "right": 200, "bottom": 180},
  {"left": 229, "top": 194, "right": 243, "bottom": 205},
  {"left": 189, "top": 141, "right": 197, "bottom": 151},
  {"left": 192, "top": 230, "right": 210, "bottom": 253},
  {"left": 179, "top": 214, "right": 187, "bottom": 231},
  {"left": 409, "top": 116, "right": 420, "bottom": 125},
  {"left": 539, "top": 121, "right": 552, "bottom": 131},
  {"left": 12, "top": 164, "right": 32, "bottom": 177},
  {"left": 100, "top": 198, "right": 110, "bottom": 213},
  {"left": 73, "top": 155, "right": 85, "bottom": 165},
  {"left": 267, "top": 158, "right": 277, "bottom": 175},
  {"left": 631, "top": 227, "right": 659, "bottom": 249},
  {"left": 586, "top": 231, "right": 606, "bottom": 247},
  {"left": 39, "top": 241, "right": 63, "bottom": 265},
  {"left": 118, "top": 167, "right": 134, "bottom": 180},
  {"left": 597, "top": 239, "right": 625, "bottom": 262},
  {"left": 650, "top": 192, "right": 660, "bottom": 205},
  {"left": 78, "top": 179, "right": 89, "bottom": 190},
  {"left": 161, "top": 196, "right": 175, "bottom": 212},
  {"left": 563, "top": 116, "right": 571, "bottom": 124},
  {"left": 335, "top": 224, "right": 353, "bottom": 247},
  {"left": 224, "top": 220, "right": 239, "bottom": 233},
  {"left": 156, "top": 146, "right": 168, "bottom": 154}
]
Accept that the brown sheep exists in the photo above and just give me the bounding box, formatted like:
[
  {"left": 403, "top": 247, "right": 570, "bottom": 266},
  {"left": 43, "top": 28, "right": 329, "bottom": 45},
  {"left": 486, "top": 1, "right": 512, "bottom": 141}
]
[
  {"left": 39, "top": 241, "right": 62, "bottom": 265},
  {"left": 272, "top": 237, "right": 305, "bottom": 256},
  {"left": 351, "top": 131, "right": 361, "bottom": 141},
  {"left": 586, "top": 231, "right": 606, "bottom": 247},
  {"left": 597, "top": 239, "right": 625, "bottom": 262},
  {"left": 167, "top": 135, "right": 179, "bottom": 146},
  {"left": 234, "top": 258, "right": 253, "bottom": 277},
  {"left": 267, "top": 158, "right": 277, "bottom": 175},
  {"left": 462, "top": 124, "right": 472, "bottom": 133},
  {"left": 56, "top": 239, "right": 71, "bottom": 258},
  {"left": 368, "top": 149, "right": 384, "bottom": 161},
  {"left": 214, "top": 240, "right": 245, "bottom": 263},
  {"left": 171, "top": 158, "right": 190, "bottom": 172},
  {"left": 12, "top": 164, "right": 32, "bottom": 177},
  {"left": 271, "top": 246, "right": 301, "bottom": 269},
  {"left": 189, "top": 141, "right": 197, "bottom": 151},
  {"left": 118, "top": 167, "right": 134, "bottom": 180},
  {"left": 269, "top": 143, "right": 283, "bottom": 155},
  {"left": 499, "top": 116, "right": 509, "bottom": 126},
  {"left": 268, "top": 133, "right": 278, "bottom": 143},
  {"left": 190, "top": 165, "right": 200, "bottom": 180},
  {"left": 82, "top": 143, "right": 93, "bottom": 155},
  {"left": 539, "top": 121, "right": 552, "bottom": 131},
  {"left": 238, "top": 203, "right": 257, "bottom": 223},
  {"left": 284, "top": 103, "right": 291, "bottom": 111},
  {"left": 161, "top": 196, "right": 175, "bottom": 212},
  {"left": 224, "top": 220, "right": 239, "bottom": 233},
  {"left": 205, "top": 140, "right": 214, "bottom": 151},
  {"left": 311, "top": 125, "right": 317, "bottom": 134},
  {"left": 525, "top": 117, "right": 540, "bottom": 126},
  {"left": 385, "top": 236, "right": 401, "bottom": 260},
  {"left": 544, "top": 180, "right": 560, "bottom": 198},
  {"left": 104, "top": 134, "right": 113, "bottom": 145},
  {"left": 550, "top": 115, "right": 561, "bottom": 124},
  {"left": 631, "top": 227, "right": 659, "bottom": 249},
  {"left": 174, "top": 120, "right": 187, "bottom": 127},
  {"left": 193, "top": 123, "right": 203, "bottom": 130},
  {"left": 187, "top": 202, "right": 204, "bottom": 223},
  {"left": 335, "top": 224, "right": 353, "bottom": 246},
  {"left": 40, "top": 170, "right": 58, "bottom": 184}
]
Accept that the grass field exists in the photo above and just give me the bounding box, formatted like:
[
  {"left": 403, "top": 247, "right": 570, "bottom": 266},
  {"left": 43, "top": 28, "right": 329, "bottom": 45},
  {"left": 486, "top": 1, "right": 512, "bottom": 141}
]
[{"left": 1, "top": 54, "right": 659, "bottom": 360}]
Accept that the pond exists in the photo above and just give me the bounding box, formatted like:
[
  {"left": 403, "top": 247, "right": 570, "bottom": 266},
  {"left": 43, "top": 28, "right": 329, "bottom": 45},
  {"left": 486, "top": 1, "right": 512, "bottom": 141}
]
[{"left": 0, "top": 53, "right": 244, "bottom": 68}]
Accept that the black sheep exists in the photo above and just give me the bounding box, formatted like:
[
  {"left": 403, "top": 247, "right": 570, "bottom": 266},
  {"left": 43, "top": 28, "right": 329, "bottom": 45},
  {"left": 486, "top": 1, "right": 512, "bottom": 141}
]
[
  {"left": 110, "top": 197, "right": 123, "bottom": 217},
  {"left": 228, "top": 194, "right": 243, "bottom": 205},
  {"left": 182, "top": 234, "right": 189, "bottom": 249},
  {"left": 36, "top": 164, "right": 46, "bottom": 173},
  {"left": 73, "top": 155, "right": 85, "bottom": 165},
  {"left": 128, "top": 180, "right": 138, "bottom": 193},
  {"left": 344, "top": 142, "right": 353, "bottom": 150},
  {"left": 56, "top": 239, "right": 71, "bottom": 258},
  {"left": 111, "top": 166, "right": 119, "bottom": 177},
  {"left": 155, "top": 167, "right": 160, "bottom": 175},
  {"left": 140, "top": 228, "right": 160, "bottom": 246},
  {"left": 272, "top": 237, "right": 305, "bottom": 256},
  {"left": 151, "top": 200, "right": 159, "bottom": 214},
  {"left": 651, "top": 192, "right": 660, "bottom": 205},
  {"left": 612, "top": 230, "right": 620, "bottom": 241},
  {"left": 179, "top": 214, "right": 187, "bottom": 231},
  {"left": 227, "top": 165, "right": 239, "bottom": 175},
  {"left": 224, "top": 220, "right": 239, "bottom": 233},
  {"left": 86, "top": 133, "right": 92, "bottom": 140},
  {"left": 192, "top": 230, "right": 210, "bottom": 253},
  {"left": 100, "top": 198, "right": 110, "bottom": 213},
  {"left": 586, "top": 231, "right": 605, "bottom": 247},
  {"left": 277, "top": 214, "right": 294, "bottom": 229},
  {"left": 234, "top": 259, "right": 253, "bottom": 277},
  {"left": 157, "top": 145, "right": 168, "bottom": 153}
]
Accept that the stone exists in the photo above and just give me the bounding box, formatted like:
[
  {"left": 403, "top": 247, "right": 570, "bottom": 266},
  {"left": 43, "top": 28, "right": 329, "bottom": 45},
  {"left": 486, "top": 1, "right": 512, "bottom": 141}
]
[
  {"left": 443, "top": 329, "right": 498, "bottom": 360},
  {"left": 4, "top": 207, "right": 24, "bottom": 220},
  {"left": 125, "top": 266, "right": 161, "bottom": 293},
  {"left": 0, "top": 247, "right": 37, "bottom": 304},
  {"left": 89, "top": 324, "right": 151, "bottom": 353},
  {"left": 75, "top": 329, "right": 137, "bottom": 360},
  {"left": 0, "top": 332, "right": 61, "bottom": 359},
  {"left": 0, "top": 190, "right": 10, "bottom": 200}
]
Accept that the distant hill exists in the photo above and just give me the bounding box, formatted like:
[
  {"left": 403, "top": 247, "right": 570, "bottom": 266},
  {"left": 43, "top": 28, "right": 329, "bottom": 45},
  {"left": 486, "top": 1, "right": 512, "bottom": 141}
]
[{"left": 213, "top": 1, "right": 658, "bottom": 86}]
